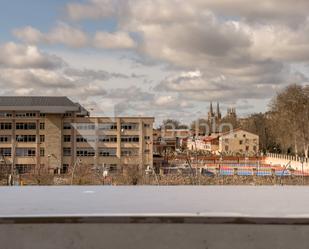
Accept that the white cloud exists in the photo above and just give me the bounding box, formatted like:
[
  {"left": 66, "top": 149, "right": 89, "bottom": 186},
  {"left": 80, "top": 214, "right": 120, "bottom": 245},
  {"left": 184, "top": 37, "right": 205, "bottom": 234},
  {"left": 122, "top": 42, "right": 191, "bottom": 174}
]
[
  {"left": 93, "top": 31, "right": 136, "bottom": 49},
  {"left": 0, "top": 42, "right": 64, "bottom": 69},
  {"left": 13, "top": 23, "right": 88, "bottom": 48}
]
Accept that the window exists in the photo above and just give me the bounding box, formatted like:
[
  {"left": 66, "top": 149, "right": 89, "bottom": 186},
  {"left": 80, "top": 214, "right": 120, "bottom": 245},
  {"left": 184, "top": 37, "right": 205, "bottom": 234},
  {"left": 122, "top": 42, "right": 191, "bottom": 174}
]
[
  {"left": 225, "top": 145, "right": 229, "bottom": 151},
  {"left": 16, "top": 135, "right": 36, "bottom": 143},
  {"left": 0, "top": 123, "right": 12, "bottom": 130},
  {"left": 16, "top": 123, "right": 36, "bottom": 130},
  {"left": 246, "top": 146, "right": 250, "bottom": 151},
  {"left": 0, "top": 148, "right": 11, "bottom": 156},
  {"left": 253, "top": 146, "right": 257, "bottom": 152},
  {"left": 63, "top": 123, "right": 71, "bottom": 129},
  {"left": 99, "top": 123, "right": 117, "bottom": 130},
  {"left": 15, "top": 164, "right": 34, "bottom": 174},
  {"left": 76, "top": 135, "right": 96, "bottom": 143},
  {"left": 40, "top": 113, "right": 45, "bottom": 117},
  {"left": 64, "top": 112, "right": 72, "bottom": 117},
  {"left": 40, "top": 148, "right": 45, "bottom": 157},
  {"left": 40, "top": 135, "right": 45, "bottom": 143},
  {"left": 0, "top": 135, "right": 11, "bottom": 143},
  {"left": 16, "top": 148, "right": 36, "bottom": 157},
  {"left": 40, "top": 123, "right": 45, "bottom": 130},
  {"left": 144, "top": 136, "right": 151, "bottom": 140},
  {"left": 121, "top": 148, "right": 139, "bottom": 156},
  {"left": 243, "top": 134, "right": 246, "bottom": 138},
  {"left": 63, "top": 135, "right": 71, "bottom": 142},
  {"left": 61, "top": 164, "right": 69, "bottom": 174},
  {"left": 99, "top": 148, "right": 117, "bottom": 157},
  {"left": 76, "top": 148, "right": 95, "bottom": 157},
  {"left": 76, "top": 123, "right": 95, "bottom": 130},
  {"left": 98, "top": 135, "right": 117, "bottom": 142},
  {"left": 0, "top": 112, "right": 12, "bottom": 117},
  {"left": 239, "top": 140, "right": 243, "bottom": 145},
  {"left": 145, "top": 149, "right": 150, "bottom": 153},
  {"left": 121, "top": 136, "right": 139, "bottom": 143},
  {"left": 63, "top": 148, "right": 71, "bottom": 156},
  {"left": 15, "top": 112, "right": 36, "bottom": 118},
  {"left": 224, "top": 138, "right": 229, "bottom": 143},
  {"left": 144, "top": 123, "right": 151, "bottom": 128},
  {"left": 121, "top": 123, "right": 139, "bottom": 130}
]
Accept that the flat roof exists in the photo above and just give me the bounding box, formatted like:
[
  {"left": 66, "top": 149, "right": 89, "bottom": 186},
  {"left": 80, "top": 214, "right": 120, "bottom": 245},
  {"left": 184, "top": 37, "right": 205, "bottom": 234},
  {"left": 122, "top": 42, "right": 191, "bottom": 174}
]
[
  {"left": 0, "top": 96, "right": 80, "bottom": 113},
  {"left": 1, "top": 186, "right": 309, "bottom": 224}
]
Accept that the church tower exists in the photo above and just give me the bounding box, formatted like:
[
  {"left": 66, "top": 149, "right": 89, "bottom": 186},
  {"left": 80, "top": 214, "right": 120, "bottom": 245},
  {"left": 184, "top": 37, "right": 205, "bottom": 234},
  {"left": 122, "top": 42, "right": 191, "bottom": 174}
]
[{"left": 216, "top": 102, "right": 222, "bottom": 120}]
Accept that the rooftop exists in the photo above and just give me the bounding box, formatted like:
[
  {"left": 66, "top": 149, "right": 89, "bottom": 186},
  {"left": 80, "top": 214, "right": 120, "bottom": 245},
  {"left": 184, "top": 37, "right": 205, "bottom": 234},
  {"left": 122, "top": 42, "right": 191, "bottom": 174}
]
[{"left": 0, "top": 96, "right": 81, "bottom": 113}]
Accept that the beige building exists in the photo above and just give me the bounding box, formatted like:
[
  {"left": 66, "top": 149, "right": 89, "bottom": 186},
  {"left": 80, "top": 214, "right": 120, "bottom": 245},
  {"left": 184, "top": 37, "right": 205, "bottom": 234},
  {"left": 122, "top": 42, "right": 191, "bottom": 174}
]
[
  {"left": 0, "top": 96, "right": 154, "bottom": 175},
  {"left": 219, "top": 129, "right": 259, "bottom": 156}
]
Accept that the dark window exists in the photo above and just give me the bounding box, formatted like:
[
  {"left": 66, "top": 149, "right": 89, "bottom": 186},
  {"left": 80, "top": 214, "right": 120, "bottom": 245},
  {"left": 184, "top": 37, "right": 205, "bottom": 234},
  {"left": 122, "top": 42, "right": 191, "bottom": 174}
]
[
  {"left": 40, "top": 148, "right": 45, "bottom": 157},
  {"left": 16, "top": 123, "right": 36, "bottom": 130},
  {"left": 15, "top": 164, "right": 34, "bottom": 174},
  {"left": 63, "top": 135, "right": 71, "bottom": 142},
  {"left": 63, "top": 148, "right": 71, "bottom": 156},
  {"left": 0, "top": 135, "right": 11, "bottom": 143},
  {"left": 121, "top": 148, "right": 139, "bottom": 156},
  {"left": 15, "top": 112, "right": 36, "bottom": 118},
  {"left": 63, "top": 123, "right": 71, "bottom": 129},
  {"left": 16, "top": 135, "right": 36, "bottom": 142},
  {"left": 121, "top": 123, "right": 139, "bottom": 130},
  {"left": 98, "top": 136, "right": 117, "bottom": 142},
  {"left": 40, "top": 135, "right": 45, "bottom": 143},
  {"left": 61, "top": 164, "right": 69, "bottom": 174},
  {"left": 76, "top": 148, "right": 95, "bottom": 157},
  {"left": 0, "top": 148, "right": 12, "bottom": 156},
  {"left": 16, "top": 148, "right": 36, "bottom": 157},
  {"left": 40, "top": 123, "right": 45, "bottom": 130},
  {"left": 121, "top": 136, "right": 139, "bottom": 143},
  {"left": 99, "top": 123, "right": 117, "bottom": 130},
  {"left": 99, "top": 148, "right": 117, "bottom": 157},
  {"left": 0, "top": 123, "right": 12, "bottom": 130}
]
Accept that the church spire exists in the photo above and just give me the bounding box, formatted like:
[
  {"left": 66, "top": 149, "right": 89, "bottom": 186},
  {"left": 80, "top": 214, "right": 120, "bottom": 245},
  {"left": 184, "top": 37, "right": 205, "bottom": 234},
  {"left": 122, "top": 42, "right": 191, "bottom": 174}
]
[{"left": 210, "top": 102, "right": 213, "bottom": 115}]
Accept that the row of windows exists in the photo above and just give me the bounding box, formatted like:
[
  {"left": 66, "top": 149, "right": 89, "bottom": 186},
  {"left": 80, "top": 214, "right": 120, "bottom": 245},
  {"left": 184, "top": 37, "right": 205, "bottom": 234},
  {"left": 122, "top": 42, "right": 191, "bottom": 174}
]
[
  {"left": 63, "top": 135, "right": 145, "bottom": 143},
  {"left": 63, "top": 123, "right": 145, "bottom": 130},
  {"left": 0, "top": 135, "right": 11, "bottom": 143},
  {"left": 16, "top": 148, "right": 36, "bottom": 157},
  {"left": 63, "top": 148, "right": 140, "bottom": 157},
  {"left": 0, "top": 112, "right": 12, "bottom": 117},
  {"left": 15, "top": 112, "right": 36, "bottom": 118},
  {"left": 0, "top": 122, "right": 45, "bottom": 130},
  {"left": 0, "top": 147, "right": 45, "bottom": 157},
  {"left": 121, "top": 136, "right": 139, "bottom": 143},
  {"left": 0, "top": 113, "right": 46, "bottom": 118}
]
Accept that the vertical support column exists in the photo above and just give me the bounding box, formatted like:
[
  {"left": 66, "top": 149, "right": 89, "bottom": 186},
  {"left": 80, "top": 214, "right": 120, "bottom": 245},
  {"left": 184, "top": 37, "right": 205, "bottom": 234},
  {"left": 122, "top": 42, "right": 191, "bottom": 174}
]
[
  {"left": 72, "top": 117, "right": 77, "bottom": 168},
  {"left": 11, "top": 112, "right": 16, "bottom": 173},
  {"left": 139, "top": 119, "right": 144, "bottom": 170},
  {"left": 116, "top": 118, "right": 121, "bottom": 169},
  {"left": 35, "top": 114, "right": 40, "bottom": 173},
  {"left": 95, "top": 118, "right": 99, "bottom": 168}
]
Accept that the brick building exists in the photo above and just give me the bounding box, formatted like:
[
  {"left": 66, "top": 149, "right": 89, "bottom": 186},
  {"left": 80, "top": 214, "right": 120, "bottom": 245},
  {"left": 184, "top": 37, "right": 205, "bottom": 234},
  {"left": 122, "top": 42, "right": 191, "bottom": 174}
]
[{"left": 0, "top": 96, "right": 154, "bottom": 175}]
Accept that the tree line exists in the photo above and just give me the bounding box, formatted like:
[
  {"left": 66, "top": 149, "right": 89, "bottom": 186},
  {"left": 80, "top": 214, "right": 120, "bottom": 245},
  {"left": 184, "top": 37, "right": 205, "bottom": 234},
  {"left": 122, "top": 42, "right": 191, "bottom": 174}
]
[{"left": 160, "top": 84, "right": 309, "bottom": 157}]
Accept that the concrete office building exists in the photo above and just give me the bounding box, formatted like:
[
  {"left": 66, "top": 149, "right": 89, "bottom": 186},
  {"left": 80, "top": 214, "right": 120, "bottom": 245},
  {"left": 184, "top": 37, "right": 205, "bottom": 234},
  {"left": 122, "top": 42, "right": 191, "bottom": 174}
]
[{"left": 0, "top": 96, "right": 154, "bottom": 174}]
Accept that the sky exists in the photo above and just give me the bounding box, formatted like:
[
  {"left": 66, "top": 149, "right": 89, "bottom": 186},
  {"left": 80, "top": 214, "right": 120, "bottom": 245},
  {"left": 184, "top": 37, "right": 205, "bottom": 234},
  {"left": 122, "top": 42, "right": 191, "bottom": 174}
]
[{"left": 1, "top": 0, "right": 309, "bottom": 126}]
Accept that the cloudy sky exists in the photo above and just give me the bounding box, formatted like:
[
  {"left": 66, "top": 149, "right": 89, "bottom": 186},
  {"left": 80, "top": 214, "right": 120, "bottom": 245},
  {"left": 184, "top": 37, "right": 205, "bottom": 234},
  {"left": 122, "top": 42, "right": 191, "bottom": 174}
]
[{"left": 1, "top": 0, "right": 309, "bottom": 125}]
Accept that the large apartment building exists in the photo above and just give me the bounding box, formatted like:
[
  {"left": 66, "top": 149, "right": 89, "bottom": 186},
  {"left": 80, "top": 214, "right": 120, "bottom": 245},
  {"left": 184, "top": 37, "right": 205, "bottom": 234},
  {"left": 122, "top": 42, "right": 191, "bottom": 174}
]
[{"left": 0, "top": 96, "right": 154, "bottom": 175}]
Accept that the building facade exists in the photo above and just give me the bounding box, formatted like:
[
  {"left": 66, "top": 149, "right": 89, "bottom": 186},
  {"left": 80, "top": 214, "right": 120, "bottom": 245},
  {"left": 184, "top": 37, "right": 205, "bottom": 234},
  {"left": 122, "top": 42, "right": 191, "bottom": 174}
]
[
  {"left": 0, "top": 97, "right": 154, "bottom": 175},
  {"left": 219, "top": 129, "right": 259, "bottom": 156}
]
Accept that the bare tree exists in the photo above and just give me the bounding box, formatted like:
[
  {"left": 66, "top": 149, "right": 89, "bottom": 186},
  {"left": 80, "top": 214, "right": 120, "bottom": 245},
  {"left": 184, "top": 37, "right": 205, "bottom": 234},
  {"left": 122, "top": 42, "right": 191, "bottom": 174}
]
[{"left": 269, "top": 84, "right": 309, "bottom": 157}]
